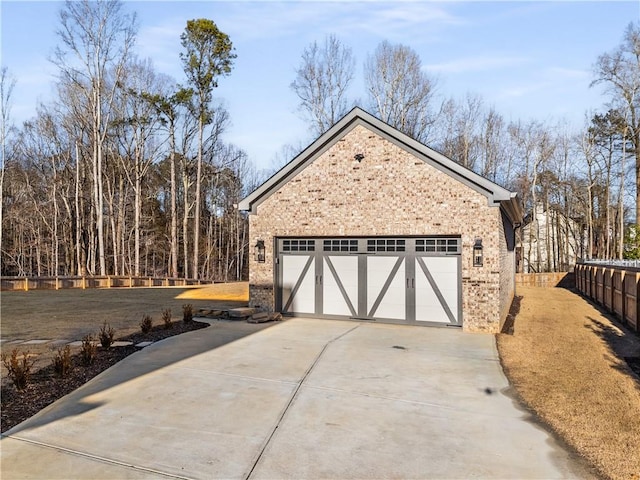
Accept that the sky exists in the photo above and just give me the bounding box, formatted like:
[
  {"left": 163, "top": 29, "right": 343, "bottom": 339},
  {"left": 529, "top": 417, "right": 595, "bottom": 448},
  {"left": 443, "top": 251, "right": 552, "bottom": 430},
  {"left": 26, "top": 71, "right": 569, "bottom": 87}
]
[{"left": 1, "top": 1, "right": 639, "bottom": 172}]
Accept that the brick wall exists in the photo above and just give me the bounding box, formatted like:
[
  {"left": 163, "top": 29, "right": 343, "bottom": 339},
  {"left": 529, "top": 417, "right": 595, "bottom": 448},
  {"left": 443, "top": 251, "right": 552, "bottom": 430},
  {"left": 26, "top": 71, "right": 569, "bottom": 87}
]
[{"left": 249, "top": 124, "right": 511, "bottom": 333}]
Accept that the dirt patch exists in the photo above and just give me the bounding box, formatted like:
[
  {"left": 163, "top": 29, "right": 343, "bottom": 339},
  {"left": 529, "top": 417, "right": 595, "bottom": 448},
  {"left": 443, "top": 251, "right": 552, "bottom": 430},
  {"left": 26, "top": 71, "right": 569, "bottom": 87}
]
[{"left": 497, "top": 286, "right": 640, "bottom": 480}]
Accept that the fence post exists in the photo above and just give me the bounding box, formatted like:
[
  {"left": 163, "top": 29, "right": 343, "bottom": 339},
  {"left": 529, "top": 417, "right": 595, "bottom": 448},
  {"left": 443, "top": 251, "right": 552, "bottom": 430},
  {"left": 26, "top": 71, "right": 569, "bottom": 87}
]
[
  {"left": 607, "top": 268, "right": 613, "bottom": 313},
  {"left": 24, "top": 277, "right": 28, "bottom": 292},
  {"left": 636, "top": 273, "right": 640, "bottom": 333}
]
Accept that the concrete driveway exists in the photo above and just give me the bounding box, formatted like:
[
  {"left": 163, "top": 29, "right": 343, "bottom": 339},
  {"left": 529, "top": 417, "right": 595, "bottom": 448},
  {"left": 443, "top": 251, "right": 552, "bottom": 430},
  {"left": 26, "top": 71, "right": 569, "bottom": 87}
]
[{"left": 1, "top": 318, "right": 594, "bottom": 479}]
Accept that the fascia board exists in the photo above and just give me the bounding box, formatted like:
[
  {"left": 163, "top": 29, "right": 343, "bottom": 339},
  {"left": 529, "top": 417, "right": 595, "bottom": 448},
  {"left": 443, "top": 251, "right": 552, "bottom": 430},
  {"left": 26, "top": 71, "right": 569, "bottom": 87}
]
[{"left": 500, "top": 193, "right": 524, "bottom": 226}]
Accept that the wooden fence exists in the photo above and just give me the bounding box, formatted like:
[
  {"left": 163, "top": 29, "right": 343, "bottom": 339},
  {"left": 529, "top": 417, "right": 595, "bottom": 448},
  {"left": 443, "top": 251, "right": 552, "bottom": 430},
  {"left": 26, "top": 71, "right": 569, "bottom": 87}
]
[
  {"left": 1, "top": 276, "right": 211, "bottom": 292},
  {"left": 574, "top": 263, "right": 639, "bottom": 333},
  {"left": 515, "top": 272, "right": 570, "bottom": 287}
]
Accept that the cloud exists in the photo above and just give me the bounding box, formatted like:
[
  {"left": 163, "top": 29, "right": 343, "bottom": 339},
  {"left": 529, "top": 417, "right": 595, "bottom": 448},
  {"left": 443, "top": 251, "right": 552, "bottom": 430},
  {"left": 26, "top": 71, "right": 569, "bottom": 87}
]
[
  {"left": 426, "top": 55, "right": 529, "bottom": 74},
  {"left": 544, "top": 66, "right": 590, "bottom": 81},
  {"left": 137, "top": 22, "right": 184, "bottom": 75},
  {"left": 500, "top": 81, "right": 551, "bottom": 99},
  {"left": 347, "top": 3, "right": 466, "bottom": 41},
  {"left": 6, "top": 60, "right": 57, "bottom": 125},
  {"left": 200, "top": 2, "right": 464, "bottom": 43},
  {"left": 497, "top": 66, "right": 589, "bottom": 98}
]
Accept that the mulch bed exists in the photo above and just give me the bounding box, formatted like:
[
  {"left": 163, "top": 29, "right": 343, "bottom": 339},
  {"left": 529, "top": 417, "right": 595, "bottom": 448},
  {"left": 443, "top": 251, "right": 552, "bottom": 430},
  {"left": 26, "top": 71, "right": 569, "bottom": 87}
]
[{"left": 1, "top": 320, "right": 207, "bottom": 433}]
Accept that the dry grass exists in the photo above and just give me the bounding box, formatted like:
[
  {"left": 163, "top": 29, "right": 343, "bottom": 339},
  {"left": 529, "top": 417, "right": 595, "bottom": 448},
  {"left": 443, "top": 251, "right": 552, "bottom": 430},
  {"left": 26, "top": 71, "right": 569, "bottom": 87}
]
[
  {"left": 175, "top": 281, "right": 248, "bottom": 301},
  {"left": 498, "top": 285, "right": 640, "bottom": 480}
]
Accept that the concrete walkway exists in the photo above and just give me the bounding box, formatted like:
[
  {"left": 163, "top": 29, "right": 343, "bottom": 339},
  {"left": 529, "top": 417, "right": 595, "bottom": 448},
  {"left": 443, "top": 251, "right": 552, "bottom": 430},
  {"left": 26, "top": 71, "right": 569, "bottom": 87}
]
[{"left": 1, "top": 319, "right": 594, "bottom": 479}]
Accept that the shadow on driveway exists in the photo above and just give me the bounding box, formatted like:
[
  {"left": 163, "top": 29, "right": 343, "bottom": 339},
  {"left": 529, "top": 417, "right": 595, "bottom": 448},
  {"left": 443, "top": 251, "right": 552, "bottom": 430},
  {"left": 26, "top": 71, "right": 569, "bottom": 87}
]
[{"left": 3, "top": 318, "right": 277, "bottom": 437}]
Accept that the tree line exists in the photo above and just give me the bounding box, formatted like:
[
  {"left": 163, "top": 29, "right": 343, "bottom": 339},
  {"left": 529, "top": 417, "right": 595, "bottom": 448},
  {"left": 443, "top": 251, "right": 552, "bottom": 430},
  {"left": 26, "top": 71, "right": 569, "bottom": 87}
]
[
  {"left": 290, "top": 29, "right": 640, "bottom": 268},
  {"left": 1, "top": 1, "right": 638, "bottom": 279},
  {"left": 1, "top": 1, "right": 260, "bottom": 280}
]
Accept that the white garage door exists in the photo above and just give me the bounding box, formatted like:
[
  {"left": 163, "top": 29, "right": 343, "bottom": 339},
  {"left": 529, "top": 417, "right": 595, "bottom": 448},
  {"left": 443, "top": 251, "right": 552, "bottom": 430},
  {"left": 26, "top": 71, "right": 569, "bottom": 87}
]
[{"left": 277, "top": 238, "right": 461, "bottom": 326}]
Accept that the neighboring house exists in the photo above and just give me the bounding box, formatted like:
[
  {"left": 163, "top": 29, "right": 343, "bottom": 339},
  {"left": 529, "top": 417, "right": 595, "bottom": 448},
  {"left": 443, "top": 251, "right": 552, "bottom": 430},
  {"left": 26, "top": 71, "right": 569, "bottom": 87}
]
[
  {"left": 518, "top": 205, "right": 585, "bottom": 273},
  {"left": 238, "top": 108, "right": 523, "bottom": 333}
]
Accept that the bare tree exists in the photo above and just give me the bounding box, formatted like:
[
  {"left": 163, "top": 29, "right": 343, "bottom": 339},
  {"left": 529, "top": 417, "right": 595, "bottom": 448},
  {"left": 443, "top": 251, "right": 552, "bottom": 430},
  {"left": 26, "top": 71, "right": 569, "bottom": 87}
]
[
  {"left": 291, "top": 34, "right": 355, "bottom": 136},
  {"left": 592, "top": 22, "right": 640, "bottom": 226},
  {"left": 143, "top": 85, "right": 193, "bottom": 278},
  {"left": 0, "top": 67, "right": 16, "bottom": 260},
  {"left": 113, "top": 57, "right": 166, "bottom": 276},
  {"left": 435, "top": 93, "right": 483, "bottom": 170},
  {"left": 53, "top": 0, "right": 137, "bottom": 275},
  {"left": 364, "top": 41, "right": 437, "bottom": 143}
]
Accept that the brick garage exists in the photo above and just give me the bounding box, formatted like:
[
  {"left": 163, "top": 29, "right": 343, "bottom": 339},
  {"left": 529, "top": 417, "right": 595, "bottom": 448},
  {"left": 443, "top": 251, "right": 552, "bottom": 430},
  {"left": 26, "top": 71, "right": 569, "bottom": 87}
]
[{"left": 239, "top": 108, "right": 522, "bottom": 333}]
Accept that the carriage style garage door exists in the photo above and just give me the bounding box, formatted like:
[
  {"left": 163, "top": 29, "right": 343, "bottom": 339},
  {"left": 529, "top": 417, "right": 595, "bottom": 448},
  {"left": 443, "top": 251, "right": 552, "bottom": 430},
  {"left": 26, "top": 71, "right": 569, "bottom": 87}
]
[{"left": 276, "top": 237, "right": 461, "bottom": 327}]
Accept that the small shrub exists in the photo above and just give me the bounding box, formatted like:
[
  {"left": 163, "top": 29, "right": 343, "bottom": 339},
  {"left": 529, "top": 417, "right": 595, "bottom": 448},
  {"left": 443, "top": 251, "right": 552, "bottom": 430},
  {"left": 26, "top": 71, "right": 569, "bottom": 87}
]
[
  {"left": 162, "top": 308, "right": 172, "bottom": 330},
  {"left": 140, "top": 314, "right": 153, "bottom": 334},
  {"left": 1, "top": 348, "right": 36, "bottom": 391},
  {"left": 52, "top": 345, "right": 73, "bottom": 378},
  {"left": 99, "top": 321, "right": 115, "bottom": 348},
  {"left": 81, "top": 335, "right": 97, "bottom": 366},
  {"left": 183, "top": 303, "right": 193, "bottom": 323}
]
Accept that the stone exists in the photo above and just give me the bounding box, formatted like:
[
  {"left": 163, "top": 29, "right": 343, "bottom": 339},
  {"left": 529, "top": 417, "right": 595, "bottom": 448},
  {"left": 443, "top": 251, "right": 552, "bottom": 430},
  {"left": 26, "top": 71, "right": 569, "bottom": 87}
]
[{"left": 228, "top": 308, "right": 256, "bottom": 319}]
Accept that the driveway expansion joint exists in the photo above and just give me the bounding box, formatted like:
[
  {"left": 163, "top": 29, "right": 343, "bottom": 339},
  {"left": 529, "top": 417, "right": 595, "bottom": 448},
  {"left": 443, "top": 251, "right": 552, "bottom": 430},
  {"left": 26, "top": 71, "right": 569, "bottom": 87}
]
[
  {"left": 3, "top": 434, "right": 194, "bottom": 480},
  {"left": 244, "top": 324, "right": 361, "bottom": 480}
]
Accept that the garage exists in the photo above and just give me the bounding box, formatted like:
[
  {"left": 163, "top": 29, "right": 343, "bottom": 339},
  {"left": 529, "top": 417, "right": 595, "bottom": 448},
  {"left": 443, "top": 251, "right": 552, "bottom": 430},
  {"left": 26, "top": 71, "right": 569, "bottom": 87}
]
[
  {"left": 239, "top": 107, "right": 522, "bottom": 333},
  {"left": 277, "top": 237, "right": 460, "bottom": 326}
]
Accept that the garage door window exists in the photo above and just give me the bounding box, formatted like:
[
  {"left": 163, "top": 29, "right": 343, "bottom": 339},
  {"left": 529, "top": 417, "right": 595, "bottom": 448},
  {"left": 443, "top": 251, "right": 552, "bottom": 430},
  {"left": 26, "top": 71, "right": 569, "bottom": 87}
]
[
  {"left": 416, "top": 238, "right": 460, "bottom": 253},
  {"left": 283, "top": 239, "right": 315, "bottom": 252},
  {"left": 324, "top": 239, "right": 358, "bottom": 252},
  {"left": 367, "top": 239, "right": 406, "bottom": 252}
]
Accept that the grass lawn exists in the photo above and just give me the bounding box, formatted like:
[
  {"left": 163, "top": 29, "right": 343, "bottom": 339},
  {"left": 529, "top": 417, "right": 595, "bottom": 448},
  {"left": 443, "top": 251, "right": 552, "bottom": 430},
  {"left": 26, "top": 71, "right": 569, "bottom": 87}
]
[
  {"left": 1, "top": 282, "right": 249, "bottom": 341},
  {"left": 498, "top": 285, "right": 640, "bottom": 480},
  {"left": 1, "top": 282, "right": 250, "bottom": 382}
]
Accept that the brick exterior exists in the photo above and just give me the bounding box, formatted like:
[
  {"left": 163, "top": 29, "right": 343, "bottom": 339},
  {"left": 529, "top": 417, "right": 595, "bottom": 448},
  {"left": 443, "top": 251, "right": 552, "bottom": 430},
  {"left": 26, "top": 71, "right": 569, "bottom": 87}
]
[{"left": 248, "top": 124, "right": 515, "bottom": 333}]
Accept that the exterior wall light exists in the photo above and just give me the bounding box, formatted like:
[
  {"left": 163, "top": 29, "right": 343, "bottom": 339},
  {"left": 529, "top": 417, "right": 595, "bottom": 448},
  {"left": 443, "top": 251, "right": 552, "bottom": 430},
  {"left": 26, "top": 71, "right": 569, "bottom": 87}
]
[
  {"left": 473, "top": 238, "right": 483, "bottom": 267},
  {"left": 254, "top": 240, "right": 265, "bottom": 263}
]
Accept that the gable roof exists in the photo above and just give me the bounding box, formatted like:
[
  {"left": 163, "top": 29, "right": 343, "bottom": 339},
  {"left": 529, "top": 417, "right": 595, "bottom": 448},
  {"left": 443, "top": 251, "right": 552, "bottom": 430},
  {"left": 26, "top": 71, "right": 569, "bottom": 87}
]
[{"left": 239, "top": 107, "right": 523, "bottom": 224}]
